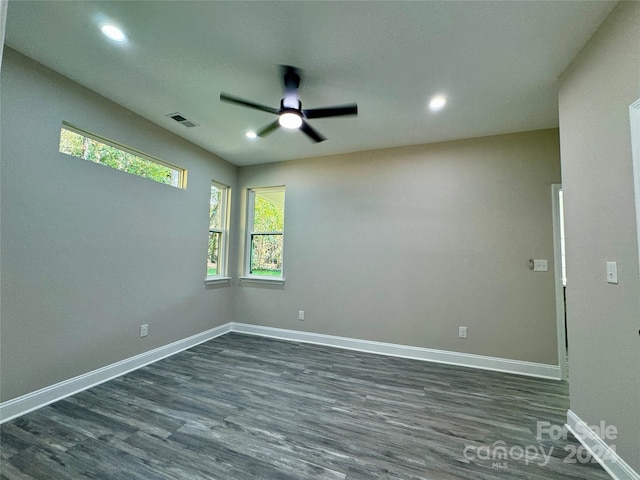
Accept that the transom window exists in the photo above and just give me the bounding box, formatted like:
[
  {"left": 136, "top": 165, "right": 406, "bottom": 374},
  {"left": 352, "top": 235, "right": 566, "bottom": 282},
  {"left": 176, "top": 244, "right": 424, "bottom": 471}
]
[
  {"left": 246, "top": 187, "right": 285, "bottom": 278},
  {"left": 208, "top": 182, "right": 230, "bottom": 278},
  {"left": 59, "top": 123, "right": 186, "bottom": 189}
]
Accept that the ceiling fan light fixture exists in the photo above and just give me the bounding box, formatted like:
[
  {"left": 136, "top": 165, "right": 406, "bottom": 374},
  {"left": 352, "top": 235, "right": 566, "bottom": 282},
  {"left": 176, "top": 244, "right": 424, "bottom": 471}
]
[
  {"left": 279, "top": 111, "right": 303, "bottom": 129},
  {"left": 245, "top": 131, "right": 258, "bottom": 139}
]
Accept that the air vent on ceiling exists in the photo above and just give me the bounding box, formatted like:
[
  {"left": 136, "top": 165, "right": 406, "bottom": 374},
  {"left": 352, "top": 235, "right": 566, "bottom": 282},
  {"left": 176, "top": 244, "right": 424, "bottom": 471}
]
[{"left": 167, "top": 112, "right": 199, "bottom": 128}]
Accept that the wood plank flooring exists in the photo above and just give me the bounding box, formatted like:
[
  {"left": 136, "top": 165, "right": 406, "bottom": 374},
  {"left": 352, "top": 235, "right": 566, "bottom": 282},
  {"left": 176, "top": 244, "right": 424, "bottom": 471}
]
[{"left": 1, "top": 333, "right": 611, "bottom": 479}]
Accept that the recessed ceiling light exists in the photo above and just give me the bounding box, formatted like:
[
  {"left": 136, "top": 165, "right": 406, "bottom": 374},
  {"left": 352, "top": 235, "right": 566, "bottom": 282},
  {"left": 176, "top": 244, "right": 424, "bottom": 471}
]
[
  {"left": 100, "top": 24, "right": 127, "bottom": 42},
  {"left": 245, "top": 131, "right": 258, "bottom": 139},
  {"left": 428, "top": 95, "right": 447, "bottom": 112}
]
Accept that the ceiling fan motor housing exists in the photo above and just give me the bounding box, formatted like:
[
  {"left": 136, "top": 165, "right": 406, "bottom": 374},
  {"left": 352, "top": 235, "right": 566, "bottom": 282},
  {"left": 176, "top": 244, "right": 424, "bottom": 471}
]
[{"left": 280, "top": 99, "right": 302, "bottom": 113}]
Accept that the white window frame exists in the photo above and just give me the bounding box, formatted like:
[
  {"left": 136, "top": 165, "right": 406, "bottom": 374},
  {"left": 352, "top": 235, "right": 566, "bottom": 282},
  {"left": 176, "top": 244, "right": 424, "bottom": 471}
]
[
  {"left": 205, "top": 181, "right": 231, "bottom": 285},
  {"left": 59, "top": 122, "right": 187, "bottom": 189},
  {"left": 242, "top": 186, "right": 285, "bottom": 284}
]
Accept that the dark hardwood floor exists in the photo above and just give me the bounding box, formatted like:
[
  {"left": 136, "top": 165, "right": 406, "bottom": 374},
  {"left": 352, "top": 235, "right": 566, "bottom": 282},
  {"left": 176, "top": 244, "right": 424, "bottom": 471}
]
[{"left": 1, "top": 333, "right": 610, "bottom": 479}]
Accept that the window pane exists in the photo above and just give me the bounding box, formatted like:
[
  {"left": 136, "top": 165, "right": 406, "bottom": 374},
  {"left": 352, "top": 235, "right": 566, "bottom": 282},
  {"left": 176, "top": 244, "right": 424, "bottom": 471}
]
[
  {"left": 59, "top": 127, "right": 183, "bottom": 188},
  {"left": 208, "top": 231, "right": 220, "bottom": 276},
  {"left": 210, "top": 185, "right": 222, "bottom": 229},
  {"left": 250, "top": 234, "right": 282, "bottom": 276},
  {"left": 253, "top": 191, "right": 284, "bottom": 232}
]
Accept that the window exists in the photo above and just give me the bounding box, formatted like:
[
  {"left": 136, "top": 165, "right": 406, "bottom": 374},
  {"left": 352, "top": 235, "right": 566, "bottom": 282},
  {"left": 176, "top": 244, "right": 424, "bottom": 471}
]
[
  {"left": 245, "top": 187, "right": 285, "bottom": 279},
  {"left": 59, "top": 123, "right": 187, "bottom": 188},
  {"left": 208, "top": 181, "right": 230, "bottom": 279}
]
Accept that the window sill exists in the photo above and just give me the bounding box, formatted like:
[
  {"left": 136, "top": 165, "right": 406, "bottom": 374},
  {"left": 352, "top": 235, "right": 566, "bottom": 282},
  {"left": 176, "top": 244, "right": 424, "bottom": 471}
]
[
  {"left": 239, "top": 276, "right": 285, "bottom": 285},
  {"left": 204, "top": 276, "right": 232, "bottom": 286}
]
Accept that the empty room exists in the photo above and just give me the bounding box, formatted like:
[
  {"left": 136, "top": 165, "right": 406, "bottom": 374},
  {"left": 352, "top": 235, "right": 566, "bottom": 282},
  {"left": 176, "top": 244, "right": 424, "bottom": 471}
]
[{"left": 1, "top": 1, "right": 638, "bottom": 479}]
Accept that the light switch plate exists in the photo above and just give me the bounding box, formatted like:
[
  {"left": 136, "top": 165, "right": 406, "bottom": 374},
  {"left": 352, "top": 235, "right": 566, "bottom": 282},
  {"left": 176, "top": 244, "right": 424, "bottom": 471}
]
[
  {"left": 533, "top": 259, "right": 548, "bottom": 272},
  {"left": 606, "top": 262, "right": 618, "bottom": 284}
]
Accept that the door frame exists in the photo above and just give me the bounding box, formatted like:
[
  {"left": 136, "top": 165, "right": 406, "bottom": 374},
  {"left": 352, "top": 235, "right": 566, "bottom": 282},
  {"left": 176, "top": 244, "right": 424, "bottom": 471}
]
[
  {"left": 552, "top": 183, "right": 568, "bottom": 380},
  {"left": 630, "top": 99, "right": 640, "bottom": 280}
]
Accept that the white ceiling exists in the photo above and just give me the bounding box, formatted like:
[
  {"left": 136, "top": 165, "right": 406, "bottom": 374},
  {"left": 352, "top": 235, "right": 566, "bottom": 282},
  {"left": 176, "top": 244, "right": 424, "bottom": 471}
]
[{"left": 5, "top": 1, "right": 616, "bottom": 166}]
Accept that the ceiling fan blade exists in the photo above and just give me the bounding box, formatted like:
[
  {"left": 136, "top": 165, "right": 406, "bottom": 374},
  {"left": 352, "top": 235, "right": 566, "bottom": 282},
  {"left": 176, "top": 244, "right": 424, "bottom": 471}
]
[
  {"left": 220, "top": 93, "right": 279, "bottom": 115},
  {"left": 257, "top": 120, "right": 280, "bottom": 137},
  {"left": 303, "top": 104, "right": 358, "bottom": 119},
  {"left": 300, "top": 121, "right": 326, "bottom": 143}
]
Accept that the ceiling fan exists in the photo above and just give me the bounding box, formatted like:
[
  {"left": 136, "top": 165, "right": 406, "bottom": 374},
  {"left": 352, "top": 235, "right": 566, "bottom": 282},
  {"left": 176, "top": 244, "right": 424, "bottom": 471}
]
[{"left": 220, "top": 65, "right": 357, "bottom": 143}]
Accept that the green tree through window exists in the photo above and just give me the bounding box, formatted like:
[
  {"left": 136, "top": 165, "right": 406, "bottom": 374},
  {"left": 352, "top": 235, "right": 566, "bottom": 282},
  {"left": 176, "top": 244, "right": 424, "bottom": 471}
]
[
  {"left": 59, "top": 125, "right": 185, "bottom": 188},
  {"left": 248, "top": 188, "right": 285, "bottom": 277},
  {"left": 208, "top": 183, "right": 228, "bottom": 277}
]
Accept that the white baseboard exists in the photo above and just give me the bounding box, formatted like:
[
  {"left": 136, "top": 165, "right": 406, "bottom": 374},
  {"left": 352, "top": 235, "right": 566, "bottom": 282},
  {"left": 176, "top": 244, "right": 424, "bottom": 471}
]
[
  {"left": 566, "top": 409, "right": 640, "bottom": 480},
  {"left": 230, "top": 323, "right": 561, "bottom": 380},
  {"left": 0, "top": 323, "right": 232, "bottom": 424},
  {"left": 0, "top": 322, "right": 562, "bottom": 424}
]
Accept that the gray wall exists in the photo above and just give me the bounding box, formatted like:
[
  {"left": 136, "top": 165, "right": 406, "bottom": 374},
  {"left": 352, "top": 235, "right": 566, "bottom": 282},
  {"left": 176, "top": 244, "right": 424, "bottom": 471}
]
[
  {"left": 558, "top": 1, "right": 640, "bottom": 471},
  {"left": 0, "top": 49, "right": 237, "bottom": 402},
  {"left": 1, "top": 45, "right": 563, "bottom": 408},
  {"left": 234, "top": 129, "right": 561, "bottom": 365}
]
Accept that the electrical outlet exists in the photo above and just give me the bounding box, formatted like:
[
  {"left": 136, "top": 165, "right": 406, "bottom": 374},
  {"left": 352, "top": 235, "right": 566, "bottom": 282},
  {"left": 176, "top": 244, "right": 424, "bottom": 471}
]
[
  {"left": 140, "top": 324, "right": 148, "bottom": 337},
  {"left": 458, "top": 326, "right": 468, "bottom": 339},
  {"left": 298, "top": 310, "right": 305, "bottom": 321},
  {"left": 533, "top": 259, "right": 548, "bottom": 272}
]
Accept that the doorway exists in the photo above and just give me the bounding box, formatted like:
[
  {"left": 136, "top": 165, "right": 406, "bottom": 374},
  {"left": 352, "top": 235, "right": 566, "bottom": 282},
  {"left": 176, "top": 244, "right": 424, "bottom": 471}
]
[{"left": 552, "top": 184, "right": 568, "bottom": 380}]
